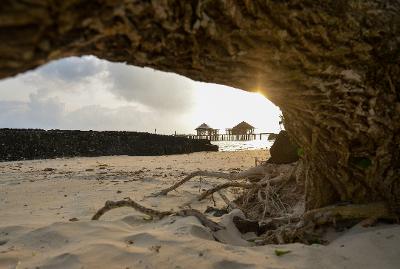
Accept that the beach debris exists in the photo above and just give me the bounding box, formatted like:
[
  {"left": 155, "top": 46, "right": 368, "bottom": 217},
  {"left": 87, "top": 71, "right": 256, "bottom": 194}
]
[
  {"left": 69, "top": 217, "right": 79, "bottom": 222},
  {"left": 274, "top": 249, "right": 291, "bottom": 256},
  {"left": 93, "top": 158, "right": 394, "bottom": 246},
  {"left": 150, "top": 245, "right": 161, "bottom": 253},
  {"left": 197, "top": 182, "right": 255, "bottom": 201},
  {"left": 92, "top": 197, "right": 223, "bottom": 232},
  {"left": 143, "top": 215, "right": 153, "bottom": 221},
  {"left": 204, "top": 206, "right": 228, "bottom": 217},
  {"left": 43, "top": 167, "right": 55, "bottom": 172},
  {"left": 151, "top": 168, "right": 267, "bottom": 197}
]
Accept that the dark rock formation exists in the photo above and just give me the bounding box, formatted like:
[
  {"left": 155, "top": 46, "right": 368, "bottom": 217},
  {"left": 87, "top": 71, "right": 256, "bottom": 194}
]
[
  {"left": 0, "top": 129, "right": 217, "bottom": 162},
  {"left": 0, "top": 1, "right": 399, "bottom": 213},
  {"left": 267, "top": 133, "right": 278, "bottom": 141},
  {"left": 267, "top": 131, "right": 299, "bottom": 164}
]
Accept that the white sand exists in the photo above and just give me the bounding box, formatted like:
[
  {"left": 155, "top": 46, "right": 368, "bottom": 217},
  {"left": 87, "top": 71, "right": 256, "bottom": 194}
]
[{"left": 1, "top": 150, "right": 399, "bottom": 269}]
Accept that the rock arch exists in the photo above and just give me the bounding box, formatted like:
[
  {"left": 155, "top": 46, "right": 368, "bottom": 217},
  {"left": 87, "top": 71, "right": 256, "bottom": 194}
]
[{"left": 1, "top": 0, "right": 399, "bottom": 212}]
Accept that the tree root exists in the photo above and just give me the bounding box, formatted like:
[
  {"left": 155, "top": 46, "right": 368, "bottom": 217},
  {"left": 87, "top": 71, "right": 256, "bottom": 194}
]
[
  {"left": 301, "top": 202, "right": 395, "bottom": 227},
  {"left": 198, "top": 182, "right": 254, "bottom": 201},
  {"left": 152, "top": 171, "right": 236, "bottom": 196},
  {"left": 217, "top": 191, "right": 238, "bottom": 211},
  {"left": 92, "top": 197, "right": 224, "bottom": 232},
  {"left": 197, "top": 174, "right": 290, "bottom": 202},
  {"left": 256, "top": 202, "right": 396, "bottom": 245},
  {"left": 92, "top": 163, "right": 398, "bottom": 246},
  {"left": 152, "top": 165, "right": 274, "bottom": 197}
]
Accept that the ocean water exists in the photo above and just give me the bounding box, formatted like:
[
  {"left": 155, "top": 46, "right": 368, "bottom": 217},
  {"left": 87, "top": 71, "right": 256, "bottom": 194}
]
[{"left": 211, "top": 139, "right": 274, "bottom": 152}]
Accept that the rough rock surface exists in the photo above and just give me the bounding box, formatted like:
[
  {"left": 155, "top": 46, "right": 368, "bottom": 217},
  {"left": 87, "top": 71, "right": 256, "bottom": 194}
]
[
  {"left": 0, "top": 129, "right": 217, "bottom": 162},
  {"left": 0, "top": 1, "right": 399, "bottom": 212},
  {"left": 268, "top": 131, "right": 299, "bottom": 164}
]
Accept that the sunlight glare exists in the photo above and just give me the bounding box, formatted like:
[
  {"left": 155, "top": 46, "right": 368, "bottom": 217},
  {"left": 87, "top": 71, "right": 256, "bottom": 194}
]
[{"left": 187, "top": 82, "right": 281, "bottom": 134}]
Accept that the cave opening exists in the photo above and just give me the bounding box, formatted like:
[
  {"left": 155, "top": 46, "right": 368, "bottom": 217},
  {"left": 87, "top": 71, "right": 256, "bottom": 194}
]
[{"left": 0, "top": 55, "right": 282, "bottom": 138}]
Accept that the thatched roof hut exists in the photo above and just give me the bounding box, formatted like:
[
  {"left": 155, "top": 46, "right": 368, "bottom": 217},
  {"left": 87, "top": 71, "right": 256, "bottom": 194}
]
[
  {"left": 195, "top": 123, "right": 218, "bottom": 136},
  {"left": 195, "top": 123, "right": 212, "bottom": 130},
  {"left": 227, "top": 121, "right": 255, "bottom": 135}
]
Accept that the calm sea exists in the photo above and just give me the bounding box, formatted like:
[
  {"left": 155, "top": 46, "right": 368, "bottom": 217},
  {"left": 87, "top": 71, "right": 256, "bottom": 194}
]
[{"left": 211, "top": 139, "right": 274, "bottom": 152}]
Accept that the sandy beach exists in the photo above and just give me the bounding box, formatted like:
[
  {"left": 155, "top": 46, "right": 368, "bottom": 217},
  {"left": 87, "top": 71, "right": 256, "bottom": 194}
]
[{"left": 1, "top": 150, "right": 399, "bottom": 269}]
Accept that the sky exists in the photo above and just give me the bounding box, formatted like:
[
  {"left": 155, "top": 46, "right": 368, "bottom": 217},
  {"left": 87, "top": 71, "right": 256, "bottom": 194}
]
[{"left": 0, "top": 56, "right": 282, "bottom": 135}]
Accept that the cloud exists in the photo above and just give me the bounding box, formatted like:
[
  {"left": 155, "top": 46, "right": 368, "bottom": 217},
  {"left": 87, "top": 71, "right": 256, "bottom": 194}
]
[
  {"left": 0, "top": 56, "right": 197, "bottom": 133},
  {"left": 11, "top": 56, "right": 195, "bottom": 114},
  {"left": 35, "top": 56, "right": 107, "bottom": 83},
  {"left": 0, "top": 94, "right": 64, "bottom": 129},
  {"left": 106, "top": 63, "right": 195, "bottom": 112},
  {"left": 62, "top": 105, "right": 157, "bottom": 132},
  {"left": 0, "top": 55, "right": 281, "bottom": 134},
  {"left": 0, "top": 93, "right": 187, "bottom": 133}
]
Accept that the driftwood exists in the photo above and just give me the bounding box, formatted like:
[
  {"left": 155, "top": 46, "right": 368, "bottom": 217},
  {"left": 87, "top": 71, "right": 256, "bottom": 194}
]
[
  {"left": 175, "top": 209, "right": 223, "bottom": 231},
  {"left": 152, "top": 171, "right": 235, "bottom": 196},
  {"left": 93, "top": 162, "right": 397, "bottom": 245},
  {"left": 92, "top": 197, "right": 223, "bottom": 232},
  {"left": 301, "top": 202, "right": 396, "bottom": 227},
  {"left": 198, "top": 182, "right": 254, "bottom": 201},
  {"left": 152, "top": 166, "right": 272, "bottom": 197},
  {"left": 92, "top": 198, "right": 172, "bottom": 220},
  {"left": 217, "top": 191, "right": 238, "bottom": 211}
]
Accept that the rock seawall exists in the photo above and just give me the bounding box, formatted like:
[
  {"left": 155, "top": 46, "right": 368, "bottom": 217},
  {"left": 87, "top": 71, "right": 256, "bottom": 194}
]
[{"left": 0, "top": 129, "right": 218, "bottom": 162}]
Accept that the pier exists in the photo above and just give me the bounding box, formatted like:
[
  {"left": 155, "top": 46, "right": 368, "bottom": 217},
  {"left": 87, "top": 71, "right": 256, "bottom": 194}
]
[
  {"left": 178, "top": 133, "right": 276, "bottom": 141},
  {"left": 180, "top": 121, "right": 277, "bottom": 141}
]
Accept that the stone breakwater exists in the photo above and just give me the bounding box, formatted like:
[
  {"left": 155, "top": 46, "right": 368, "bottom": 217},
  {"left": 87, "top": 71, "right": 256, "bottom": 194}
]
[{"left": 0, "top": 129, "right": 218, "bottom": 162}]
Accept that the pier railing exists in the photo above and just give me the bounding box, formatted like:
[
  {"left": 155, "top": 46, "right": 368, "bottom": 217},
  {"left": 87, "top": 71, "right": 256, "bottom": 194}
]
[{"left": 176, "top": 133, "right": 276, "bottom": 141}]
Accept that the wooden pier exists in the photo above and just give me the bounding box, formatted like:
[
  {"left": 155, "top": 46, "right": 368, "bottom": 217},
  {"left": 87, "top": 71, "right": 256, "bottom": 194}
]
[{"left": 178, "top": 133, "right": 276, "bottom": 141}]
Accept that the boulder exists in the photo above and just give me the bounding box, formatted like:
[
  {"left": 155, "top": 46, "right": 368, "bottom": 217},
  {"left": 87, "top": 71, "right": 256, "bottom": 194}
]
[{"left": 267, "top": 131, "right": 299, "bottom": 164}]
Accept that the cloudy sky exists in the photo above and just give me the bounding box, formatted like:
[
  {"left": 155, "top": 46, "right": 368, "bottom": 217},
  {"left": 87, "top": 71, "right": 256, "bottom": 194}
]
[{"left": 0, "top": 56, "right": 281, "bottom": 134}]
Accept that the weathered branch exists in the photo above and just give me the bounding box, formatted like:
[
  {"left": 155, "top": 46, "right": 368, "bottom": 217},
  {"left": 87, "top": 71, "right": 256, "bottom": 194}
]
[
  {"left": 217, "top": 191, "right": 238, "bottom": 211},
  {"left": 176, "top": 209, "right": 223, "bottom": 231},
  {"left": 302, "top": 202, "right": 396, "bottom": 226},
  {"left": 152, "top": 165, "right": 281, "bottom": 197},
  {"left": 198, "top": 173, "right": 291, "bottom": 202},
  {"left": 198, "top": 182, "right": 254, "bottom": 201},
  {"left": 152, "top": 171, "right": 236, "bottom": 196},
  {"left": 92, "top": 197, "right": 224, "bottom": 232},
  {"left": 92, "top": 197, "right": 172, "bottom": 220}
]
